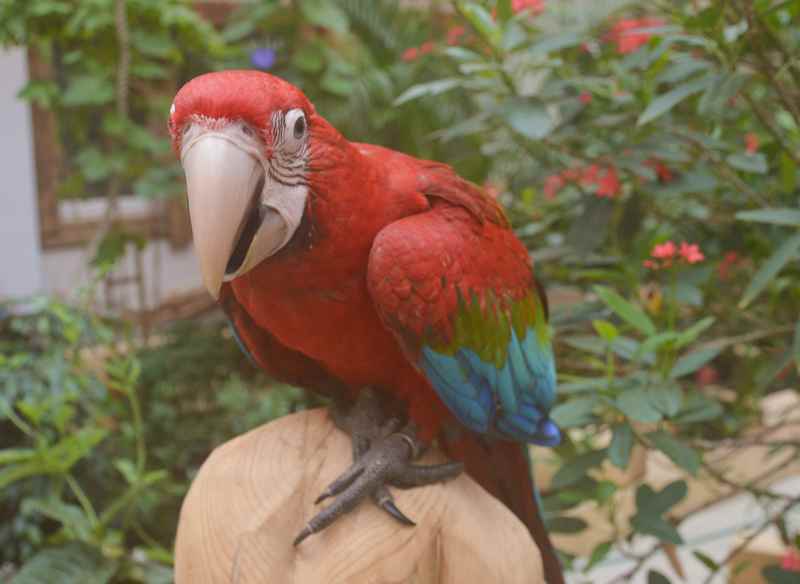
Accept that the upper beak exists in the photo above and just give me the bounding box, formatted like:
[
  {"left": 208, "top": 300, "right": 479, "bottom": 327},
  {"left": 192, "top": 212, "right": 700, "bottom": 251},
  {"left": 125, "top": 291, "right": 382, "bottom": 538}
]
[{"left": 182, "top": 134, "right": 264, "bottom": 299}]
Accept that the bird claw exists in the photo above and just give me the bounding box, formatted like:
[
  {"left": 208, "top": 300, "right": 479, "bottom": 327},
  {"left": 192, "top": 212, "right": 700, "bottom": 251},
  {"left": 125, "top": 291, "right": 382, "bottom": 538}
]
[{"left": 293, "top": 391, "right": 462, "bottom": 546}]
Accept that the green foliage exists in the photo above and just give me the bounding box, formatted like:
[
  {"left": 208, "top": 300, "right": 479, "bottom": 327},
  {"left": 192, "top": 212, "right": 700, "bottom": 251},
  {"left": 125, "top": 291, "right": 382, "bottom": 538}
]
[
  {"left": 3, "top": 0, "right": 800, "bottom": 582},
  {"left": 0, "top": 298, "right": 310, "bottom": 581}
]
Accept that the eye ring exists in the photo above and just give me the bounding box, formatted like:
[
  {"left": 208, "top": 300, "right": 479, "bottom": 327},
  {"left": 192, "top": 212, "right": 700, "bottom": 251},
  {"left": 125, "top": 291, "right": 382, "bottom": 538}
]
[{"left": 293, "top": 115, "right": 306, "bottom": 139}]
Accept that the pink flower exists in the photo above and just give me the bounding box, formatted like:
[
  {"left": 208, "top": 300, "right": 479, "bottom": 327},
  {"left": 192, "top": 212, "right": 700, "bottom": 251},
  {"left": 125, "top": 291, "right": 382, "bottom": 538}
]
[
  {"left": 680, "top": 241, "right": 705, "bottom": 264},
  {"left": 447, "top": 26, "right": 465, "bottom": 45},
  {"left": 645, "top": 158, "right": 674, "bottom": 183},
  {"left": 596, "top": 166, "right": 620, "bottom": 198},
  {"left": 579, "top": 92, "right": 592, "bottom": 104},
  {"left": 607, "top": 18, "right": 665, "bottom": 54},
  {"left": 782, "top": 548, "right": 800, "bottom": 572},
  {"left": 543, "top": 174, "right": 565, "bottom": 199},
  {"left": 745, "top": 132, "right": 759, "bottom": 154},
  {"left": 652, "top": 241, "right": 677, "bottom": 259},
  {"left": 643, "top": 259, "right": 658, "bottom": 270},
  {"left": 401, "top": 47, "right": 419, "bottom": 62},
  {"left": 419, "top": 41, "right": 435, "bottom": 55},
  {"left": 718, "top": 251, "right": 740, "bottom": 280},
  {"left": 512, "top": 0, "right": 545, "bottom": 14},
  {"left": 580, "top": 164, "right": 600, "bottom": 186},
  {"left": 695, "top": 365, "right": 719, "bottom": 386}
]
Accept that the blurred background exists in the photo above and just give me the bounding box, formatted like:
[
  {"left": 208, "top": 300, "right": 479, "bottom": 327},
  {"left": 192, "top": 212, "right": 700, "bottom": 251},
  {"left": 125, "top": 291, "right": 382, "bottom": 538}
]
[{"left": 1, "top": 0, "right": 799, "bottom": 582}]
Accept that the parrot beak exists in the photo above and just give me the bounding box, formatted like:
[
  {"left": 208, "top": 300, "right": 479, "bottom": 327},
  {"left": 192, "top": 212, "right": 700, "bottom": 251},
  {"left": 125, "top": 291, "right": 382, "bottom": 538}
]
[{"left": 181, "top": 133, "right": 288, "bottom": 299}]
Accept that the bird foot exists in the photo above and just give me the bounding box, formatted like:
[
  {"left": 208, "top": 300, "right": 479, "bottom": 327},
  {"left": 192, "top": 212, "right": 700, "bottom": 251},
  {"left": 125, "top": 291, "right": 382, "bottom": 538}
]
[{"left": 293, "top": 389, "right": 463, "bottom": 546}]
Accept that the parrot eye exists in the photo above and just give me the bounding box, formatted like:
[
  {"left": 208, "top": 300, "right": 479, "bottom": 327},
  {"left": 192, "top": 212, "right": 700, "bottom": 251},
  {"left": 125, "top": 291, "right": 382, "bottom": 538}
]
[{"left": 293, "top": 115, "right": 306, "bottom": 139}]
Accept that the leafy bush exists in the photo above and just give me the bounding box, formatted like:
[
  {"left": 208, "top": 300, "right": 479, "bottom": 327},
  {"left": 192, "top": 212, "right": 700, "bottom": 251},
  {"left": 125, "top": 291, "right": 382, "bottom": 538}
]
[
  {"left": 2, "top": 0, "right": 800, "bottom": 582},
  {"left": 0, "top": 298, "right": 306, "bottom": 582}
]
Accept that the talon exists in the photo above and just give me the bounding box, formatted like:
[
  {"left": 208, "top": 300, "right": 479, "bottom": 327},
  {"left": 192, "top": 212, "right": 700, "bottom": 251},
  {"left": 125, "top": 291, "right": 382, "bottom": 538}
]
[
  {"left": 374, "top": 486, "right": 415, "bottom": 526},
  {"left": 296, "top": 394, "right": 464, "bottom": 546},
  {"left": 293, "top": 525, "right": 314, "bottom": 547},
  {"left": 315, "top": 465, "right": 364, "bottom": 504}
]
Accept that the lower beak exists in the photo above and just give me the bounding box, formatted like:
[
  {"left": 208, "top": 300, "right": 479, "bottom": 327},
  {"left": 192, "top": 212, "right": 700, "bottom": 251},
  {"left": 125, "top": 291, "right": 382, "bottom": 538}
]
[{"left": 182, "top": 135, "right": 264, "bottom": 299}]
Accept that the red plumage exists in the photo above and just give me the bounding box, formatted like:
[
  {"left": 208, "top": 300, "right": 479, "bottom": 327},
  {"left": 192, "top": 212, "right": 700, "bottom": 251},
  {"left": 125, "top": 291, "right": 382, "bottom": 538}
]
[{"left": 172, "top": 71, "right": 563, "bottom": 583}]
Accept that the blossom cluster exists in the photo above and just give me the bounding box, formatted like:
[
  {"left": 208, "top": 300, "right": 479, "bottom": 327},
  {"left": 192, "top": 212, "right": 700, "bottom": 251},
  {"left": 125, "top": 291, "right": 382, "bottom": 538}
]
[
  {"left": 643, "top": 241, "right": 705, "bottom": 270},
  {"left": 543, "top": 164, "right": 621, "bottom": 199}
]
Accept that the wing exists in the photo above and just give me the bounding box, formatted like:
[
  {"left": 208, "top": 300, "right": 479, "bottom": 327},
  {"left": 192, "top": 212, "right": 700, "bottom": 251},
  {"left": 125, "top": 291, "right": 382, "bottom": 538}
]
[{"left": 367, "top": 203, "right": 560, "bottom": 446}]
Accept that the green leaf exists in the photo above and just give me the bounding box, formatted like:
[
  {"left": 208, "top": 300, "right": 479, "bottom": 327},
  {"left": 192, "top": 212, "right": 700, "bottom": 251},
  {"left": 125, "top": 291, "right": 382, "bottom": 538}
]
[
  {"left": 647, "top": 569, "right": 672, "bottom": 584},
  {"left": 739, "top": 232, "right": 800, "bottom": 308},
  {"left": 526, "top": 31, "right": 582, "bottom": 58},
  {"left": 674, "top": 391, "right": 723, "bottom": 424},
  {"left": 593, "top": 319, "right": 619, "bottom": 342},
  {"left": 670, "top": 346, "right": 723, "bottom": 378},
  {"left": 502, "top": 99, "right": 554, "bottom": 140},
  {"left": 586, "top": 541, "right": 613, "bottom": 571},
  {"left": 693, "top": 550, "right": 720, "bottom": 573},
  {"left": 609, "top": 423, "right": 634, "bottom": 469},
  {"left": 593, "top": 286, "right": 656, "bottom": 336},
  {"left": 0, "top": 447, "right": 36, "bottom": 465},
  {"left": 762, "top": 566, "right": 800, "bottom": 584},
  {"left": 551, "top": 396, "right": 599, "bottom": 428},
  {"left": 794, "top": 319, "right": 800, "bottom": 368},
  {"left": 675, "top": 317, "right": 715, "bottom": 349},
  {"left": 9, "top": 543, "right": 117, "bottom": 584},
  {"left": 736, "top": 208, "right": 800, "bottom": 226},
  {"left": 495, "top": 0, "right": 512, "bottom": 21},
  {"left": 727, "top": 153, "right": 768, "bottom": 174},
  {"left": 647, "top": 430, "right": 700, "bottom": 475},
  {"left": 62, "top": 75, "right": 114, "bottom": 107},
  {"left": 551, "top": 450, "right": 607, "bottom": 489},
  {"left": 394, "top": 78, "right": 462, "bottom": 105},
  {"left": 631, "top": 513, "right": 683, "bottom": 544},
  {"left": 617, "top": 387, "right": 663, "bottom": 423},
  {"left": 458, "top": 3, "right": 501, "bottom": 48},
  {"left": 300, "top": 0, "right": 349, "bottom": 34},
  {"left": 780, "top": 152, "right": 797, "bottom": 193},
  {"left": 637, "top": 76, "right": 713, "bottom": 125},
  {"left": 547, "top": 516, "right": 587, "bottom": 534},
  {"left": 649, "top": 383, "right": 683, "bottom": 417}
]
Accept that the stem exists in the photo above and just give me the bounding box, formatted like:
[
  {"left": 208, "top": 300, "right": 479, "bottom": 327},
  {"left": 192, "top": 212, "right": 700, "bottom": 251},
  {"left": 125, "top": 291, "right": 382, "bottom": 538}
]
[
  {"left": 65, "top": 473, "right": 99, "bottom": 528},
  {"left": 700, "top": 493, "right": 800, "bottom": 584}
]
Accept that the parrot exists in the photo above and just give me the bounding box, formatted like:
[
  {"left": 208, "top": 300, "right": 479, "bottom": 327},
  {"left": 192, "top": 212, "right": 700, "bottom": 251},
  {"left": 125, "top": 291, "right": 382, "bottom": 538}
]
[{"left": 169, "top": 70, "right": 564, "bottom": 584}]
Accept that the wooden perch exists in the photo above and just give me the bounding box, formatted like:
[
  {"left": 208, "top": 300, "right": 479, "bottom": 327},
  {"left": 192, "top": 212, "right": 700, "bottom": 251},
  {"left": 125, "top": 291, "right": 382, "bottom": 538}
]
[{"left": 175, "top": 408, "right": 544, "bottom": 583}]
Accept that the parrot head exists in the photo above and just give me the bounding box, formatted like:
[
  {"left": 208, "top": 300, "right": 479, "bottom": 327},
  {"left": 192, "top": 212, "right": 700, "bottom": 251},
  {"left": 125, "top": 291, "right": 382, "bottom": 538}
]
[{"left": 169, "top": 70, "right": 334, "bottom": 299}]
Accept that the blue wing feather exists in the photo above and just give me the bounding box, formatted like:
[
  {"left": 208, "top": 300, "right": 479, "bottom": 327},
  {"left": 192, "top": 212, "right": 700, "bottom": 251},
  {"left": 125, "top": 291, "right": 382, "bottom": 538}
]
[{"left": 420, "top": 325, "right": 561, "bottom": 446}]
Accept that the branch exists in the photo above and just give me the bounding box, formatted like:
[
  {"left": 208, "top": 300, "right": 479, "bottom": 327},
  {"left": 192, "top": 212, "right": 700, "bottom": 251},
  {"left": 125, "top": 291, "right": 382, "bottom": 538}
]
[{"left": 701, "top": 493, "right": 800, "bottom": 584}]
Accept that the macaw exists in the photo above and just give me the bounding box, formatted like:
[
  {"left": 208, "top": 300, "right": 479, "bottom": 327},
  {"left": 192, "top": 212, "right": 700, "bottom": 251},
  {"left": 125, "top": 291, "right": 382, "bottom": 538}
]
[{"left": 170, "top": 70, "right": 563, "bottom": 584}]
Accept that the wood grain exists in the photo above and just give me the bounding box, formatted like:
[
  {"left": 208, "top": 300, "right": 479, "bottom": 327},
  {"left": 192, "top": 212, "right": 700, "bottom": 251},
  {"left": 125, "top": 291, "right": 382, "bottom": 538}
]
[{"left": 175, "top": 408, "right": 544, "bottom": 583}]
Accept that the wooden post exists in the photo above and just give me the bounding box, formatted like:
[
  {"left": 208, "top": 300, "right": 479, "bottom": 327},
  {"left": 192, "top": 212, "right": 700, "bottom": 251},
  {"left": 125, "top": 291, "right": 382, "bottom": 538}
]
[{"left": 175, "top": 408, "right": 545, "bottom": 584}]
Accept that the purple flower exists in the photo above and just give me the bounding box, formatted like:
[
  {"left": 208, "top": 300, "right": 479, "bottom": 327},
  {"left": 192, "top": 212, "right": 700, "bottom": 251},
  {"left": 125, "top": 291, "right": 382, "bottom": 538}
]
[{"left": 250, "top": 47, "right": 277, "bottom": 70}]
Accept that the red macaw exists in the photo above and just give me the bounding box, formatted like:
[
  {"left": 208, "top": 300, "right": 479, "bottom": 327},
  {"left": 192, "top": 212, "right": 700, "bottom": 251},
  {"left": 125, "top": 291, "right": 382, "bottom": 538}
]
[{"left": 170, "top": 70, "right": 563, "bottom": 584}]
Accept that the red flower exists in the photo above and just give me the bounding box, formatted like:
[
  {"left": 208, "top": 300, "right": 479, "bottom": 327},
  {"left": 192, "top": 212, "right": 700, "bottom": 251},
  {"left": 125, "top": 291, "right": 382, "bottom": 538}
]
[
  {"left": 745, "top": 132, "right": 759, "bottom": 154},
  {"left": 596, "top": 166, "right": 620, "bottom": 198},
  {"left": 401, "top": 47, "right": 419, "bottom": 62},
  {"left": 419, "top": 41, "right": 435, "bottom": 55},
  {"left": 695, "top": 365, "right": 719, "bottom": 386},
  {"left": 718, "top": 251, "right": 740, "bottom": 280},
  {"left": 447, "top": 26, "right": 465, "bottom": 46},
  {"left": 512, "top": 0, "right": 545, "bottom": 14},
  {"left": 579, "top": 91, "right": 592, "bottom": 104},
  {"left": 645, "top": 158, "right": 674, "bottom": 183},
  {"left": 607, "top": 18, "right": 665, "bottom": 54},
  {"left": 679, "top": 241, "right": 705, "bottom": 264},
  {"left": 543, "top": 174, "right": 565, "bottom": 199},
  {"left": 782, "top": 548, "right": 800, "bottom": 572},
  {"left": 652, "top": 241, "right": 677, "bottom": 259},
  {"left": 580, "top": 164, "right": 600, "bottom": 186}
]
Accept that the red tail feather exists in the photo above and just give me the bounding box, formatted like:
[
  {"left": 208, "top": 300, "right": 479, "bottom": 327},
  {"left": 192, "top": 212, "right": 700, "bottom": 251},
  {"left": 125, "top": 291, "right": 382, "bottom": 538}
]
[{"left": 441, "top": 433, "right": 564, "bottom": 584}]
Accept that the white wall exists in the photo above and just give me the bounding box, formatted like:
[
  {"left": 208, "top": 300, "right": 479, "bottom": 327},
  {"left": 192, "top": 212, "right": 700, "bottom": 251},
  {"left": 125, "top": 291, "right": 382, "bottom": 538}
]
[{"left": 0, "top": 48, "right": 44, "bottom": 299}]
